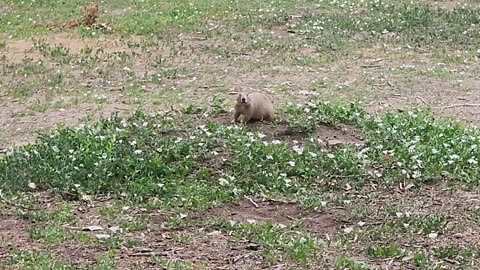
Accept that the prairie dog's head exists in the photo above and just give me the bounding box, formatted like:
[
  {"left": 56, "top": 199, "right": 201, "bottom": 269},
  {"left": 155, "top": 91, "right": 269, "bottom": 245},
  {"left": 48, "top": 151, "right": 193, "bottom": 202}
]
[{"left": 237, "top": 92, "right": 250, "bottom": 104}]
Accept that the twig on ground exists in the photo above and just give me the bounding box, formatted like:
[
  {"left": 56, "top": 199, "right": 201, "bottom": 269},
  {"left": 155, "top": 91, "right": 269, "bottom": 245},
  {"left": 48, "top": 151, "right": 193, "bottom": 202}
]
[
  {"left": 416, "top": 96, "right": 428, "bottom": 105},
  {"left": 231, "top": 252, "right": 255, "bottom": 263},
  {"left": 360, "top": 64, "right": 384, "bottom": 68},
  {"left": 245, "top": 196, "right": 259, "bottom": 208},
  {"left": 128, "top": 252, "right": 156, "bottom": 257}
]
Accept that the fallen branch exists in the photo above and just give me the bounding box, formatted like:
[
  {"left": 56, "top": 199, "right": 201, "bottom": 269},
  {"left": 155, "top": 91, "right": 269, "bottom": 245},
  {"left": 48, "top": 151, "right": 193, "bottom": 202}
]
[{"left": 433, "top": 103, "right": 480, "bottom": 109}]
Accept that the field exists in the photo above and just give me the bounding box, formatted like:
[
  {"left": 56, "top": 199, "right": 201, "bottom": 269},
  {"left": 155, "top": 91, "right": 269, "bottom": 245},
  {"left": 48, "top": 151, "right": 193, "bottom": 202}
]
[{"left": 1, "top": 0, "right": 480, "bottom": 269}]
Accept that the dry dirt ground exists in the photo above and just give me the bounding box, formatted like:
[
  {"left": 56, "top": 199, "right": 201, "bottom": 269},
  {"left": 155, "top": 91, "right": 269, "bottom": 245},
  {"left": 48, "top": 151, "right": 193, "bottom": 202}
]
[
  {"left": 1, "top": 31, "right": 480, "bottom": 149},
  {"left": 1, "top": 1, "right": 480, "bottom": 268}
]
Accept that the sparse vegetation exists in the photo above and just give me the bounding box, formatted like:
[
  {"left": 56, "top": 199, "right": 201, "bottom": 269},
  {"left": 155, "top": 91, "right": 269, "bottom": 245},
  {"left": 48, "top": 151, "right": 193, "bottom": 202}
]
[{"left": 1, "top": 0, "right": 480, "bottom": 269}]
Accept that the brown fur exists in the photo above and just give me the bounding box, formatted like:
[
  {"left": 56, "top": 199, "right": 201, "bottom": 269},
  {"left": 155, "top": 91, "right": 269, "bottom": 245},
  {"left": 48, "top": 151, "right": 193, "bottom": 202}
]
[{"left": 233, "top": 92, "right": 275, "bottom": 123}]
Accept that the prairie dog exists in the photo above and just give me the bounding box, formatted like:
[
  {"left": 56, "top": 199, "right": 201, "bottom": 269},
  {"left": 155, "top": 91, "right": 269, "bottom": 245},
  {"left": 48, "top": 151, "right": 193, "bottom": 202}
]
[{"left": 233, "top": 92, "right": 275, "bottom": 123}]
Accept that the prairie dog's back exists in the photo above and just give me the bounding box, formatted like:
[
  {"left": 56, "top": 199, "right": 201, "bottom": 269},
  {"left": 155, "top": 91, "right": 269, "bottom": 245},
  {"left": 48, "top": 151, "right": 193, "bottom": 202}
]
[{"left": 249, "top": 92, "right": 274, "bottom": 121}]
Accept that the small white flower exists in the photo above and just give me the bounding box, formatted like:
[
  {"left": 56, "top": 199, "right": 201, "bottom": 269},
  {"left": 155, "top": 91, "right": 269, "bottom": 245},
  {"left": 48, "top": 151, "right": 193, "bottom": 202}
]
[
  {"left": 266, "top": 155, "right": 273, "bottom": 160},
  {"left": 292, "top": 145, "right": 303, "bottom": 155},
  {"left": 257, "top": 132, "right": 266, "bottom": 139},
  {"left": 327, "top": 154, "right": 335, "bottom": 159},
  {"left": 134, "top": 149, "right": 142, "bottom": 155},
  {"left": 449, "top": 154, "right": 460, "bottom": 160},
  {"left": 412, "top": 171, "right": 422, "bottom": 179},
  {"left": 344, "top": 227, "right": 354, "bottom": 234},
  {"left": 272, "top": 139, "right": 281, "bottom": 145},
  {"left": 129, "top": 140, "right": 137, "bottom": 146},
  {"left": 219, "top": 178, "right": 229, "bottom": 186},
  {"left": 308, "top": 152, "right": 317, "bottom": 158},
  {"left": 52, "top": 146, "right": 60, "bottom": 153},
  {"left": 287, "top": 161, "right": 296, "bottom": 167}
]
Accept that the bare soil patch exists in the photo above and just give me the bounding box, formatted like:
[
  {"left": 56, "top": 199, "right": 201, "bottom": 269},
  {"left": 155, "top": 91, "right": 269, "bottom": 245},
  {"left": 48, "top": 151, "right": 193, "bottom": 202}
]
[
  {"left": 0, "top": 215, "right": 37, "bottom": 257},
  {"left": 117, "top": 229, "right": 265, "bottom": 270},
  {"left": 205, "top": 198, "right": 341, "bottom": 235},
  {"left": 212, "top": 115, "right": 365, "bottom": 147},
  {"left": 0, "top": 103, "right": 131, "bottom": 149}
]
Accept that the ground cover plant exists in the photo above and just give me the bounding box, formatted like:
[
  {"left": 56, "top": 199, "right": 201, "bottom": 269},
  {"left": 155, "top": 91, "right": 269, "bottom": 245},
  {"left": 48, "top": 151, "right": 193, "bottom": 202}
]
[{"left": 1, "top": 0, "right": 480, "bottom": 269}]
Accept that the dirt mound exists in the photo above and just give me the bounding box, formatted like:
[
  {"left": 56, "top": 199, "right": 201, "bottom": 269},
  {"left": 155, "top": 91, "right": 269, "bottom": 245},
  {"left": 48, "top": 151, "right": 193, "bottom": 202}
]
[
  {"left": 205, "top": 198, "right": 341, "bottom": 235},
  {"left": 212, "top": 115, "right": 365, "bottom": 147}
]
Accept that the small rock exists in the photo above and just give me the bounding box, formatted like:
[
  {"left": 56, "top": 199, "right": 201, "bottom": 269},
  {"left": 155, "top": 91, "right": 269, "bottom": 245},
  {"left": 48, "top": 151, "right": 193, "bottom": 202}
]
[
  {"left": 246, "top": 219, "right": 257, "bottom": 224},
  {"left": 207, "top": 230, "right": 222, "bottom": 236},
  {"left": 95, "top": 234, "right": 110, "bottom": 240},
  {"left": 428, "top": 232, "right": 438, "bottom": 239},
  {"left": 245, "top": 243, "right": 260, "bottom": 250},
  {"left": 108, "top": 226, "right": 121, "bottom": 233},
  {"left": 82, "top": 225, "right": 103, "bottom": 231},
  {"left": 453, "top": 233, "right": 463, "bottom": 238},
  {"left": 327, "top": 139, "right": 343, "bottom": 147},
  {"left": 344, "top": 227, "right": 354, "bottom": 234}
]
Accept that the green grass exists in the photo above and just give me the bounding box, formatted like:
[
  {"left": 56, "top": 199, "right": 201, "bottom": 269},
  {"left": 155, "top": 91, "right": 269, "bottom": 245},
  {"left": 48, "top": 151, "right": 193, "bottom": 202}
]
[
  {"left": 2, "top": 99, "right": 480, "bottom": 267},
  {"left": 2, "top": 0, "right": 480, "bottom": 268},
  {"left": 4, "top": 100, "right": 480, "bottom": 201}
]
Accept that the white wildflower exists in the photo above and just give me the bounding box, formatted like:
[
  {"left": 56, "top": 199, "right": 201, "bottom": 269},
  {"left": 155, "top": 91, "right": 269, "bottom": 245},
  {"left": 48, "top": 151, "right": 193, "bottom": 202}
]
[
  {"left": 450, "top": 154, "right": 460, "bottom": 160},
  {"left": 287, "top": 161, "right": 296, "bottom": 167},
  {"left": 468, "top": 158, "right": 478, "bottom": 165},
  {"left": 219, "top": 178, "right": 229, "bottom": 186},
  {"left": 293, "top": 145, "right": 304, "bottom": 155}
]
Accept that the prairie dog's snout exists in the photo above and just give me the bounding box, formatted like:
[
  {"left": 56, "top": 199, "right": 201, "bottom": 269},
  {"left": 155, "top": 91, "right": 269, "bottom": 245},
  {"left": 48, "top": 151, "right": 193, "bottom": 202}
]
[{"left": 238, "top": 93, "right": 249, "bottom": 104}]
